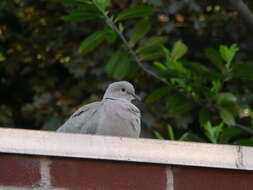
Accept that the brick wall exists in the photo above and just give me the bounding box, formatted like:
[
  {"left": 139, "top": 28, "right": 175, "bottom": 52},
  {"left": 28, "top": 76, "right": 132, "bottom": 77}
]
[
  {"left": 0, "top": 128, "right": 253, "bottom": 190},
  {"left": 1, "top": 153, "right": 253, "bottom": 190}
]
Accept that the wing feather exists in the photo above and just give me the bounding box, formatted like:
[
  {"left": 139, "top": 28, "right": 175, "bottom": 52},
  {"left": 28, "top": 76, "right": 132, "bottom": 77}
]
[{"left": 57, "top": 101, "right": 101, "bottom": 134}]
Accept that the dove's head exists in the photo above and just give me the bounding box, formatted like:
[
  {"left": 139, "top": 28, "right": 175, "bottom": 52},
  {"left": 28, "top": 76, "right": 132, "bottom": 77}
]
[{"left": 103, "top": 81, "right": 140, "bottom": 102}]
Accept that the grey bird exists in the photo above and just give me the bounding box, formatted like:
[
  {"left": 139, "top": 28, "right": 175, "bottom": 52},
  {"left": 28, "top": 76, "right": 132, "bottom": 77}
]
[{"left": 57, "top": 81, "right": 141, "bottom": 138}]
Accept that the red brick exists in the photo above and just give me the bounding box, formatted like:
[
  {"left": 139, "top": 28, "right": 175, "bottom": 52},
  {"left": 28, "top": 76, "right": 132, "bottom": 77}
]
[
  {"left": 51, "top": 158, "right": 167, "bottom": 190},
  {"left": 0, "top": 154, "right": 41, "bottom": 187},
  {"left": 173, "top": 166, "right": 253, "bottom": 190}
]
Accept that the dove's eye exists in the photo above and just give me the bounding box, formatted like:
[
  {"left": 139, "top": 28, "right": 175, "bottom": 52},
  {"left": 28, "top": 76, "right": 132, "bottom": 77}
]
[{"left": 121, "top": 88, "right": 126, "bottom": 92}]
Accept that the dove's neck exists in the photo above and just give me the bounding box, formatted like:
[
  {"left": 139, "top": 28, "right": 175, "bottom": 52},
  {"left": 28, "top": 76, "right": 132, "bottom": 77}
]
[
  {"left": 103, "top": 92, "right": 121, "bottom": 101},
  {"left": 103, "top": 90, "right": 131, "bottom": 102},
  {"left": 103, "top": 94, "right": 129, "bottom": 103},
  {"left": 103, "top": 92, "right": 113, "bottom": 100},
  {"left": 103, "top": 97, "right": 116, "bottom": 101},
  {"left": 103, "top": 97, "right": 128, "bottom": 102}
]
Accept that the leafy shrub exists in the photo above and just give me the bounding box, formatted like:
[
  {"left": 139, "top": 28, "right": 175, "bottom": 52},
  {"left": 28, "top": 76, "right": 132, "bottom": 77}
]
[
  {"left": 1, "top": 0, "right": 253, "bottom": 146},
  {"left": 60, "top": 0, "right": 253, "bottom": 145}
]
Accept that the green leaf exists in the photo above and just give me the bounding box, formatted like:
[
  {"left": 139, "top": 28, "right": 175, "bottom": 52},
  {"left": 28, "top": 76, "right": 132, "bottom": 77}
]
[
  {"left": 106, "top": 49, "right": 122, "bottom": 74},
  {"left": 178, "top": 132, "right": 206, "bottom": 142},
  {"left": 106, "top": 49, "right": 135, "bottom": 79},
  {"left": 139, "top": 45, "right": 166, "bottom": 60},
  {"left": 184, "top": 60, "right": 221, "bottom": 81},
  {"left": 183, "top": 61, "right": 209, "bottom": 73},
  {"left": 129, "top": 18, "right": 151, "bottom": 47},
  {"left": 79, "top": 30, "right": 107, "bottom": 54},
  {"left": 166, "top": 95, "right": 195, "bottom": 115},
  {"left": 232, "top": 63, "right": 253, "bottom": 80},
  {"left": 234, "top": 138, "right": 253, "bottom": 146},
  {"left": 127, "top": 61, "right": 139, "bottom": 78},
  {"left": 210, "top": 80, "right": 221, "bottom": 93},
  {"left": 205, "top": 48, "right": 225, "bottom": 72},
  {"left": 115, "top": 6, "right": 156, "bottom": 22},
  {"left": 181, "top": 132, "right": 205, "bottom": 142},
  {"left": 219, "top": 44, "right": 239, "bottom": 68},
  {"left": 0, "top": 53, "right": 6, "bottom": 62},
  {"left": 145, "top": 86, "right": 173, "bottom": 104},
  {"left": 178, "top": 132, "right": 189, "bottom": 141},
  {"left": 171, "top": 40, "right": 188, "bottom": 61},
  {"left": 218, "top": 107, "right": 236, "bottom": 126},
  {"left": 62, "top": 11, "right": 99, "bottom": 22},
  {"left": 104, "top": 26, "right": 117, "bottom": 43},
  {"left": 199, "top": 107, "right": 211, "bottom": 127},
  {"left": 171, "top": 78, "right": 187, "bottom": 88},
  {"left": 215, "top": 93, "right": 238, "bottom": 121},
  {"left": 163, "top": 47, "right": 171, "bottom": 60},
  {"left": 95, "top": 0, "right": 110, "bottom": 10},
  {"left": 153, "top": 130, "right": 165, "bottom": 139},
  {"left": 166, "top": 60, "right": 187, "bottom": 73},
  {"left": 136, "top": 37, "right": 167, "bottom": 61},
  {"left": 220, "top": 128, "right": 245, "bottom": 144},
  {"left": 153, "top": 61, "right": 167, "bottom": 71},
  {"left": 167, "top": 124, "right": 175, "bottom": 140},
  {"left": 118, "top": 23, "right": 124, "bottom": 32},
  {"left": 62, "top": 5, "right": 101, "bottom": 22},
  {"left": 136, "top": 36, "right": 166, "bottom": 54},
  {"left": 216, "top": 93, "right": 237, "bottom": 106},
  {"left": 113, "top": 58, "right": 132, "bottom": 80},
  {"left": 204, "top": 121, "right": 224, "bottom": 144}
]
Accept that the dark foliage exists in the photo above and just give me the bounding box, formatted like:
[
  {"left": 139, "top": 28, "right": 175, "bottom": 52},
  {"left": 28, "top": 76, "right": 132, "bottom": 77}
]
[{"left": 1, "top": 0, "right": 253, "bottom": 145}]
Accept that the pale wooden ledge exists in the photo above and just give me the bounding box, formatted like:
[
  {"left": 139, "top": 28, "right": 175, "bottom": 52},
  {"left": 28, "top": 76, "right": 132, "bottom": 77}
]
[{"left": 0, "top": 128, "right": 252, "bottom": 170}]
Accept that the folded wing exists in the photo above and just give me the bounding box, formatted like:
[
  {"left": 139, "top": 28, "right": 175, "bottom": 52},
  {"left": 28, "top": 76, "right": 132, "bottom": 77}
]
[{"left": 57, "top": 102, "right": 101, "bottom": 134}]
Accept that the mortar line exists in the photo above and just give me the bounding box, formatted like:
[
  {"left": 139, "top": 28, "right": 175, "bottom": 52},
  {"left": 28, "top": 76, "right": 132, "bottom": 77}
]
[
  {"left": 39, "top": 157, "right": 52, "bottom": 188},
  {"left": 166, "top": 166, "right": 174, "bottom": 190}
]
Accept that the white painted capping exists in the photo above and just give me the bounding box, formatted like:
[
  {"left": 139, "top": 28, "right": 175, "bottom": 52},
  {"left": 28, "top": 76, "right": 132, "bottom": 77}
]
[{"left": 0, "top": 128, "right": 252, "bottom": 170}]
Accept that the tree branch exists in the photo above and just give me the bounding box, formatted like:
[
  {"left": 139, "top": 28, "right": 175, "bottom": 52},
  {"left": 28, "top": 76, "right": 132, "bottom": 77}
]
[
  {"left": 234, "top": 123, "right": 253, "bottom": 135},
  {"left": 228, "top": 0, "right": 253, "bottom": 30},
  {"left": 92, "top": 0, "right": 214, "bottom": 109},
  {"left": 92, "top": 0, "right": 170, "bottom": 86},
  {"left": 91, "top": 1, "right": 253, "bottom": 135}
]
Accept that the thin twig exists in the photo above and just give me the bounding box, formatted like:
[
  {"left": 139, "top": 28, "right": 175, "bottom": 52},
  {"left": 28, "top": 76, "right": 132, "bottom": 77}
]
[
  {"left": 228, "top": 0, "right": 253, "bottom": 30},
  {"left": 234, "top": 123, "right": 253, "bottom": 135},
  {"left": 92, "top": 0, "right": 170, "bottom": 86}
]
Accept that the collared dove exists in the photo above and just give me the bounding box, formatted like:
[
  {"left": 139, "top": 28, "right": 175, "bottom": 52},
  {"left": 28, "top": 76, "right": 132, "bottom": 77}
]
[{"left": 57, "top": 81, "right": 141, "bottom": 138}]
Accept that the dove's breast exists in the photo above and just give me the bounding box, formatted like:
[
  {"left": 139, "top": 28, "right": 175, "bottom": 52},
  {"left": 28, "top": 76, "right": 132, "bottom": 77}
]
[{"left": 95, "top": 99, "right": 141, "bottom": 138}]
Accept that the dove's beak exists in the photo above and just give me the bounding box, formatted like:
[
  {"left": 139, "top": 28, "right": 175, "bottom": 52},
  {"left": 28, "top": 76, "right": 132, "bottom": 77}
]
[{"left": 129, "top": 92, "right": 141, "bottom": 102}]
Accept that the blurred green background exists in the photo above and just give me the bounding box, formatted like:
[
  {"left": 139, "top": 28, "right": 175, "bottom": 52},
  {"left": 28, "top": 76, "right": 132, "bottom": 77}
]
[{"left": 1, "top": 0, "right": 253, "bottom": 145}]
